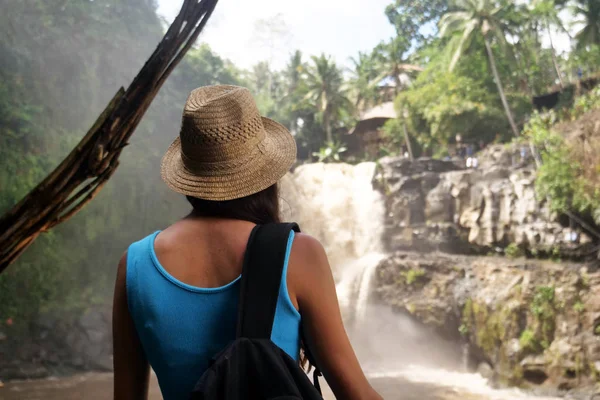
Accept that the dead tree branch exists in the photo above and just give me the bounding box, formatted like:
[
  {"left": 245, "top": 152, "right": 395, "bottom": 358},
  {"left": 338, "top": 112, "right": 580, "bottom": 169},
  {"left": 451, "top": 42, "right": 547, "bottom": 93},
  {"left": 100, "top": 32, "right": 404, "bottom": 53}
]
[{"left": 0, "top": 0, "right": 220, "bottom": 273}]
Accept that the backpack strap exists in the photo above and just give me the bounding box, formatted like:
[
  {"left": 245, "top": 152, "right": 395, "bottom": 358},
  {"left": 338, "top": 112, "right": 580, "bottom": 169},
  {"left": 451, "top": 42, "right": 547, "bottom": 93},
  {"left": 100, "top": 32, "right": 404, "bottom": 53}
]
[
  {"left": 236, "top": 222, "right": 300, "bottom": 339},
  {"left": 236, "top": 222, "right": 323, "bottom": 394}
]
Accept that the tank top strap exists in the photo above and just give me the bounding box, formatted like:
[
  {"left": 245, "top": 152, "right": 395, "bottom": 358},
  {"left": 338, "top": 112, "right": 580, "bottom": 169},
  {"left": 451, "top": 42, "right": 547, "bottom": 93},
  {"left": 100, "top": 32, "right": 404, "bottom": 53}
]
[
  {"left": 126, "top": 231, "right": 160, "bottom": 316},
  {"left": 276, "top": 230, "right": 299, "bottom": 320}
]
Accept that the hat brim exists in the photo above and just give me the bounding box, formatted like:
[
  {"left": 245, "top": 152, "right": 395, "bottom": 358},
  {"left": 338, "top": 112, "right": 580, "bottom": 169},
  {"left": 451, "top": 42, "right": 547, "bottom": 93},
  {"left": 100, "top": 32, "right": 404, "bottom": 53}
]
[{"left": 160, "top": 117, "right": 297, "bottom": 201}]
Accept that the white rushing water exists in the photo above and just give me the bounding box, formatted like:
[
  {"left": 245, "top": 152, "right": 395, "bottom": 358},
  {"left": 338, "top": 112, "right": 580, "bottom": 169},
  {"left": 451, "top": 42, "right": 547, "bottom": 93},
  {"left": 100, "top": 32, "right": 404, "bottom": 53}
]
[
  {"left": 368, "top": 366, "right": 560, "bottom": 400},
  {"left": 280, "top": 162, "right": 385, "bottom": 277},
  {"left": 280, "top": 161, "right": 557, "bottom": 400},
  {"left": 280, "top": 162, "right": 385, "bottom": 322}
]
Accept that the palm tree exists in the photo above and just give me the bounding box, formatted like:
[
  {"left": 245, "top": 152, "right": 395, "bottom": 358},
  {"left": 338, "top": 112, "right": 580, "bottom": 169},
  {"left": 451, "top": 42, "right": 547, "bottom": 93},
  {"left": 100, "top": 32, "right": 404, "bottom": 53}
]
[
  {"left": 250, "top": 61, "right": 272, "bottom": 95},
  {"left": 373, "top": 38, "right": 423, "bottom": 97},
  {"left": 532, "top": 0, "right": 567, "bottom": 88},
  {"left": 348, "top": 51, "right": 381, "bottom": 111},
  {"left": 286, "top": 50, "right": 304, "bottom": 93},
  {"left": 571, "top": 0, "right": 600, "bottom": 49},
  {"left": 282, "top": 51, "right": 307, "bottom": 133},
  {"left": 305, "top": 54, "right": 352, "bottom": 144},
  {"left": 439, "top": 0, "right": 520, "bottom": 137}
]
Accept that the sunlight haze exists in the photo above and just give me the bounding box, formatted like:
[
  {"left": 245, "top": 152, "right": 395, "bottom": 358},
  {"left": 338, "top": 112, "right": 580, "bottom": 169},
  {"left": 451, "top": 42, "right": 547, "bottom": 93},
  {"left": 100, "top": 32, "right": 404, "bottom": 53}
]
[{"left": 157, "top": 0, "right": 396, "bottom": 69}]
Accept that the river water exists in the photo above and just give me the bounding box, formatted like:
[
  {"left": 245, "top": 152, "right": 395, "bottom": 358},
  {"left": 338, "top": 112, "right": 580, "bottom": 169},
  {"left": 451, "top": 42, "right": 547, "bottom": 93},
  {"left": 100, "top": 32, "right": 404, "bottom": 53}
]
[
  {"left": 0, "top": 370, "right": 561, "bottom": 400},
  {"left": 0, "top": 162, "right": 563, "bottom": 399}
]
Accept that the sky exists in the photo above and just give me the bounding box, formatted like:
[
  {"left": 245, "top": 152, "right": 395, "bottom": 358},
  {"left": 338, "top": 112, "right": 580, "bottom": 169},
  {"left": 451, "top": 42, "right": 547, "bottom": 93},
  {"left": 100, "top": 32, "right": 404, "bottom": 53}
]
[
  {"left": 157, "top": 0, "right": 396, "bottom": 70},
  {"left": 157, "top": 0, "right": 575, "bottom": 72}
]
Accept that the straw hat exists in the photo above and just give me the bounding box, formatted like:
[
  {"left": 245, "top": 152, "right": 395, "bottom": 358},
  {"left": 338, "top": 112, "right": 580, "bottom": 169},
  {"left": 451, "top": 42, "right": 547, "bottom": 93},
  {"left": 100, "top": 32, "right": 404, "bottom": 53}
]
[{"left": 161, "top": 85, "right": 297, "bottom": 201}]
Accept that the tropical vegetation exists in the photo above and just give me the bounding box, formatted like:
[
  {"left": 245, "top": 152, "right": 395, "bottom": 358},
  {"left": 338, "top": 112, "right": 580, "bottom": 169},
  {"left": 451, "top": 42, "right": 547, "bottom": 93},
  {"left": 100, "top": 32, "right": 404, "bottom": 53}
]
[{"left": 0, "top": 0, "right": 599, "bottom": 328}]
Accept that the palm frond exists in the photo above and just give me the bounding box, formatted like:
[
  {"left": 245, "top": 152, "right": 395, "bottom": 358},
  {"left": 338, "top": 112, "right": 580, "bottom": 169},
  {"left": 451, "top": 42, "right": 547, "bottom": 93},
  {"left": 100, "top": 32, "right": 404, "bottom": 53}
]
[
  {"left": 449, "top": 19, "right": 478, "bottom": 70},
  {"left": 439, "top": 12, "right": 471, "bottom": 37}
]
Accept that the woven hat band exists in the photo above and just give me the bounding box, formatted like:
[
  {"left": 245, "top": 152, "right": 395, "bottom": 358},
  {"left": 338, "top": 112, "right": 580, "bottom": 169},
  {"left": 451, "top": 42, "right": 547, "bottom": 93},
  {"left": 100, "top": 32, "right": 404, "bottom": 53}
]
[
  {"left": 180, "top": 113, "right": 265, "bottom": 145},
  {"left": 180, "top": 147, "right": 262, "bottom": 176},
  {"left": 180, "top": 127, "right": 264, "bottom": 167}
]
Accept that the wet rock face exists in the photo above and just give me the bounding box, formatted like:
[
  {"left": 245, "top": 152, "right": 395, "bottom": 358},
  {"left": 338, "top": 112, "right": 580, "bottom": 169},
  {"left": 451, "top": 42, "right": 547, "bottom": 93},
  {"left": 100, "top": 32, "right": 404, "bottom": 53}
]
[
  {"left": 374, "top": 252, "right": 600, "bottom": 392},
  {"left": 374, "top": 149, "right": 591, "bottom": 257},
  {"left": 0, "top": 306, "right": 112, "bottom": 380}
]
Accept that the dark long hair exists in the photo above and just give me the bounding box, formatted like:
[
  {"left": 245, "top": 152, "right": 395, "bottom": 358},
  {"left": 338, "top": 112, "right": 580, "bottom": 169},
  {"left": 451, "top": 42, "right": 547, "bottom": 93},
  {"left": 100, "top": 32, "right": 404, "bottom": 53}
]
[{"left": 186, "top": 183, "right": 280, "bottom": 224}]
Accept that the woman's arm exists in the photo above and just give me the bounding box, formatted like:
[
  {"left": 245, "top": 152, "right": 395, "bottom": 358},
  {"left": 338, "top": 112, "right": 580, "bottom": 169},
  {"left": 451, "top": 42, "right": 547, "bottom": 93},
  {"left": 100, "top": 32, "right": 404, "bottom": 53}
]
[
  {"left": 113, "top": 252, "right": 150, "bottom": 400},
  {"left": 288, "top": 234, "right": 382, "bottom": 400}
]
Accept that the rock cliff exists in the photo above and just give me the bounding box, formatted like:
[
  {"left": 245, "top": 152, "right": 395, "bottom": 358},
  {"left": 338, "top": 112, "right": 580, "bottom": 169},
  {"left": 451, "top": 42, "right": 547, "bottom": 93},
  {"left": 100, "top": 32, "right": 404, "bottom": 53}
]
[
  {"left": 373, "top": 147, "right": 600, "bottom": 395},
  {"left": 374, "top": 146, "right": 593, "bottom": 257},
  {"left": 374, "top": 251, "right": 600, "bottom": 393}
]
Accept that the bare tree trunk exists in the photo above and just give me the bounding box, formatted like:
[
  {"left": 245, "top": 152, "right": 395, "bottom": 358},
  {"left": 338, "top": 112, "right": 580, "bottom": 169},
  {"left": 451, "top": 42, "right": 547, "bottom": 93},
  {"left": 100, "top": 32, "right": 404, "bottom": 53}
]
[
  {"left": 0, "top": 0, "right": 220, "bottom": 273},
  {"left": 547, "top": 22, "right": 564, "bottom": 89},
  {"left": 393, "top": 65, "right": 401, "bottom": 96},
  {"left": 324, "top": 112, "right": 333, "bottom": 144},
  {"left": 403, "top": 122, "right": 414, "bottom": 161},
  {"left": 484, "top": 37, "right": 520, "bottom": 137},
  {"left": 321, "top": 93, "right": 333, "bottom": 144}
]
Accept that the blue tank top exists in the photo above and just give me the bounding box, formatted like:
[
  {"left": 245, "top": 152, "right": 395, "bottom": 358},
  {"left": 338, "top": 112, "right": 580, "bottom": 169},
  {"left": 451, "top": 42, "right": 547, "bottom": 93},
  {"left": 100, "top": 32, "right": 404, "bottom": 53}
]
[{"left": 126, "top": 230, "right": 301, "bottom": 400}]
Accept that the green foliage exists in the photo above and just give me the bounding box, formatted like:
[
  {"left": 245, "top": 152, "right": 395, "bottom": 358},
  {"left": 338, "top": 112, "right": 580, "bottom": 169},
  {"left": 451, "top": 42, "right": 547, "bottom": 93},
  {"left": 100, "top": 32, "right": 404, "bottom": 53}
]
[
  {"left": 397, "top": 59, "right": 511, "bottom": 153},
  {"left": 519, "top": 329, "right": 540, "bottom": 353},
  {"left": 402, "top": 268, "right": 427, "bottom": 285},
  {"left": 1, "top": 0, "right": 599, "bottom": 333},
  {"left": 570, "top": 0, "right": 600, "bottom": 49},
  {"left": 531, "top": 286, "right": 556, "bottom": 317},
  {"left": 371, "top": 38, "right": 420, "bottom": 95},
  {"left": 568, "top": 44, "right": 600, "bottom": 78},
  {"left": 463, "top": 298, "right": 474, "bottom": 320},
  {"left": 580, "top": 271, "right": 591, "bottom": 290},
  {"left": 439, "top": 0, "right": 513, "bottom": 71},
  {"left": 573, "top": 301, "right": 585, "bottom": 313},
  {"left": 531, "top": 285, "right": 557, "bottom": 348},
  {"left": 524, "top": 102, "right": 600, "bottom": 216},
  {"left": 570, "top": 86, "right": 600, "bottom": 119},
  {"left": 304, "top": 54, "right": 354, "bottom": 144},
  {"left": 381, "top": 118, "right": 423, "bottom": 158},
  {"left": 460, "top": 298, "right": 474, "bottom": 339},
  {"left": 312, "top": 141, "right": 348, "bottom": 163},
  {"left": 439, "top": 0, "right": 523, "bottom": 137},
  {"left": 551, "top": 246, "right": 562, "bottom": 262},
  {"left": 505, "top": 243, "right": 525, "bottom": 258},
  {"left": 0, "top": 0, "right": 242, "bottom": 327},
  {"left": 348, "top": 51, "right": 384, "bottom": 111},
  {"left": 384, "top": 0, "right": 448, "bottom": 45}
]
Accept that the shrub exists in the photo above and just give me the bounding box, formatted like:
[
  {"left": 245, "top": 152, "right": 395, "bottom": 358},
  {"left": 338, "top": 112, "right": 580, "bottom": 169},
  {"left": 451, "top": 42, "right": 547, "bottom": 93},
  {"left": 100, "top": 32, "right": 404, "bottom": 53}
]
[
  {"left": 403, "top": 268, "right": 426, "bottom": 285},
  {"left": 505, "top": 243, "right": 524, "bottom": 258},
  {"left": 519, "top": 329, "right": 539, "bottom": 353}
]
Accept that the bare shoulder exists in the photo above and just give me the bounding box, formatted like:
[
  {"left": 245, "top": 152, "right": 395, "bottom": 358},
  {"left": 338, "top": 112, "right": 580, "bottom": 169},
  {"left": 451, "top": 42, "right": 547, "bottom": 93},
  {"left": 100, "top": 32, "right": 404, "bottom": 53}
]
[
  {"left": 115, "top": 251, "right": 128, "bottom": 292},
  {"left": 117, "top": 251, "right": 128, "bottom": 275},
  {"left": 288, "top": 233, "right": 333, "bottom": 306},
  {"left": 290, "top": 233, "right": 328, "bottom": 266}
]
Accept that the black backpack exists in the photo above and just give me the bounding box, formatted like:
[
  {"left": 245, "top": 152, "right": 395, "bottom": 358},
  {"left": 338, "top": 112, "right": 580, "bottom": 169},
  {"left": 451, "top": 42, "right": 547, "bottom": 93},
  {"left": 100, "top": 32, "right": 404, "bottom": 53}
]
[{"left": 190, "top": 223, "right": 324, "bottom": 400}]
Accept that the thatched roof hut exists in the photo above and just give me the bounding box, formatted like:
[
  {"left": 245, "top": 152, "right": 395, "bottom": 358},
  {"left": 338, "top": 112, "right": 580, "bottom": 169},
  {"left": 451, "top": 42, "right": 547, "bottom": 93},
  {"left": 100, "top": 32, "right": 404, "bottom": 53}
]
[
  {"left": 346, "top": 102, "right": 397, "bottom": 158},
  {"left": 350, "top": 102, "right": 397, "bottom": 135}
]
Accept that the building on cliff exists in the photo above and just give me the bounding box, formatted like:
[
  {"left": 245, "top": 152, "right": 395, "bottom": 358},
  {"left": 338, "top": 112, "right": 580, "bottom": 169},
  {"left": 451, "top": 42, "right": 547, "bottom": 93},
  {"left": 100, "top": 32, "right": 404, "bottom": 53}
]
[{"left": 345, "top": 102, "right": 396, "bottom": 159}]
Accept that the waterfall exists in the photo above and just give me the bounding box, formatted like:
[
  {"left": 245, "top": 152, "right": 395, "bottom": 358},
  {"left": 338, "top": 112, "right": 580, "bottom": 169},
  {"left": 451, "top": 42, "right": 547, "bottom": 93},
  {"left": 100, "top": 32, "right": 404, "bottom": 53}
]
[
  {"left": 280, "top": 162, "right": 464, "bottom": 371},
  {"left": 280, "top": 162, "right": 385, "bottom": 323},
  {"left": 280, "top": 161, "right": 558, "bottom": 400}
]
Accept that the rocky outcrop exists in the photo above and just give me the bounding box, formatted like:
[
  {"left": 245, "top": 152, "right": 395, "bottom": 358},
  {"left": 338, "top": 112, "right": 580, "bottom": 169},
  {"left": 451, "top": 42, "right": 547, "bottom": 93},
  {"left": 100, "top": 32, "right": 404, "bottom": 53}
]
[
  {"left": 374, "top": 251, "right": 600, "bottom": 394},
  {"left": 0, "top": 306, "right": 112, "bottom": 380},
  {"left": 373, "top": 150, "right": 600, "bottom": 394},
  {"left": 374, "top": 147, "right": 593, "bottom": 257}
]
